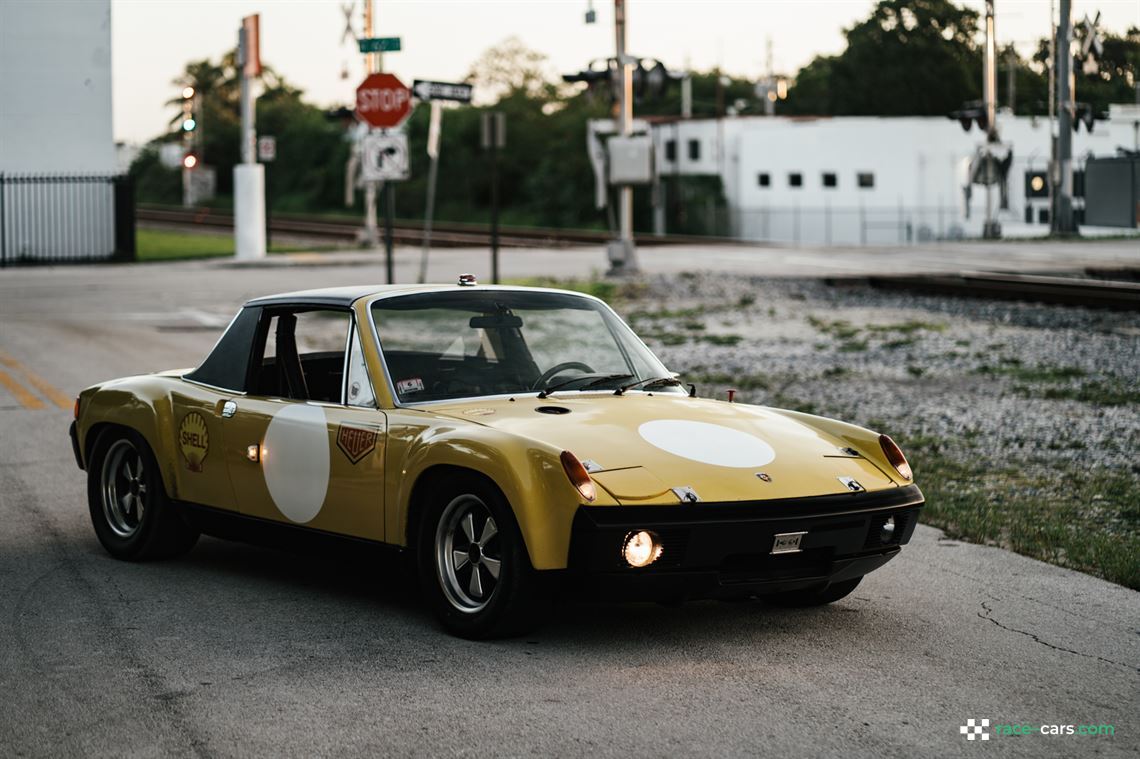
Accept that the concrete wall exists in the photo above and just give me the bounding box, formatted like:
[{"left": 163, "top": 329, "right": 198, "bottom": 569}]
[{"left": 0, "top": 0, "right": 114, "bottom": 174}]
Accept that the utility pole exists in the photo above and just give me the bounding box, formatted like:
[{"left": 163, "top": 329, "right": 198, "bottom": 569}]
[
  {"left": 981, "top": 0, "right": 1000, "bottom": 239},
  {"left": 233, "top": 15, "right": 266, "bottom": 260},
  {"left": 1052, "top": 0, "right": 1076, "bottom": 234},
  {"left": 362, "top": 0, "right": 379, "bottom": 248},
  {"left": 609, "top": 0, "right": 640, "bottom": 274},
  {"left": 418, "top": 101, "right": 442, "bottom": 284}
]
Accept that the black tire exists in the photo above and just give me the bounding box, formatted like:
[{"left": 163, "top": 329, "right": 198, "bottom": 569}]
[
  {"left": 764, "top": 576, "right": 862, "bottom": 607},
  {"left": 416, "top": 473, "right": 546, "bottom": 639},
  {"left": 87, "top": 429, "right": 199, "bottom": 561}
]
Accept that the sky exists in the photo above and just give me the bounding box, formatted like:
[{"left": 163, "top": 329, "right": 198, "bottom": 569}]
[{"left": 111, "top": 0, "right": 1140, "bottom": 144}]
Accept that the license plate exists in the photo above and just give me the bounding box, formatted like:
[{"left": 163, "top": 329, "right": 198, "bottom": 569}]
[{"left": 771, "top": 531, "right": 807, "bottom": 554}]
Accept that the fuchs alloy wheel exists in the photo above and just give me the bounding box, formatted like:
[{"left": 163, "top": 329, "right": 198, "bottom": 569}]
[
  {"left": 436, "top": 494, "right": 502, "bottom": 613},
  {"left": 87, "top": 430, "right": 199, "bottom": 561},
  {"left": 101, "top": 439, "right": 148, "bottom": 539},
  {"left": 418, "top": 474, "right": 546, "bottom": 639}
]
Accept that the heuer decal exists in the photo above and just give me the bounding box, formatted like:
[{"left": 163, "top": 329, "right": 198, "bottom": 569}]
[
  {"left": 178, "top": 412, "right": 210, "bottom": 472},
  {"left": 336, "top": 424, "right": 379, "bottom": 464}
]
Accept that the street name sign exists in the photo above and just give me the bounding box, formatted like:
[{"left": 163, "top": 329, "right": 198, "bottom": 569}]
[
  {"left": 356, "top": 73, "right": 412, "bottom": 129},
  {"left": 412, "top": 80, "right": 474, "bottom": 103},
  {"left": 358, "top": 37, "right": 401, "bottom": 54}
]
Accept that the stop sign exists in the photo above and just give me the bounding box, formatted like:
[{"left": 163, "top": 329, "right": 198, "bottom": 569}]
[{"left": 356, "top": 73, "right": 412, "bottom": 129}]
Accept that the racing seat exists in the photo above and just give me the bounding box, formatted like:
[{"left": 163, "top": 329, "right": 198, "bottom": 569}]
[{"left": 275, "top": 314, "right": 309, "bottom": 400}]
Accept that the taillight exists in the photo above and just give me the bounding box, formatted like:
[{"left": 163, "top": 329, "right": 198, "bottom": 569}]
[
  {"left": 879, "top": 434, "right": 912, "bottom": 480},
  {"left": 560, "top": 450, "right": 597, "bottom": 502},
  {"left": 73, "top": 397, "right": 80, "bottom": 420}
]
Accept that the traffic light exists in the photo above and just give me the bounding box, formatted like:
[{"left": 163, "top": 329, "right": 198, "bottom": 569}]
[
  {"left": 182, "top": 152, "right": 199, "bottom": 169},
  {"left": 181, "top": 86, "right": 197, "bottom": 132}
]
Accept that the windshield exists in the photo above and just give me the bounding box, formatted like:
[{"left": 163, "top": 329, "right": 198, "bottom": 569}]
[{"left": 371, "top": 289, "right": 675, "bottom": 403}]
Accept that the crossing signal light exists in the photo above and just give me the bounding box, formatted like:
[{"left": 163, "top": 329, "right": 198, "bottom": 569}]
[
  {"left": 182, "top": 118, "right": 197, "bottom": 132},
  {"left": 562, "top": 57, "right": 680, "bottom": 103},
  {"left": 182, "top": 152, "right": 199, "bottom": 169},
  {"left": 1073, "top": 103, "right": 1096, "bottom": 132},
  {"left": 948, "top": 100, "right": 987, "bottom": 133}
]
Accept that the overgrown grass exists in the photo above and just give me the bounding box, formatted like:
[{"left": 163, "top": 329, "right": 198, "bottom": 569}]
[
  {"left": 503, "top": 276, "right": 647, "bottom": 302},
  {"left": 136, "top": 229, "right": 303, "bottom": 262},
  {"left": 910, "top": 444, "right": 1139, "bottom": 590}
]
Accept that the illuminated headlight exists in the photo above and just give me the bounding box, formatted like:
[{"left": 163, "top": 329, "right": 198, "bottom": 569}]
[
  {"left": 880, "top": 516, "right": 897, "bottom": 543},
  {"left": 622, "top": 530, "right": 663, "bottom": 568}
]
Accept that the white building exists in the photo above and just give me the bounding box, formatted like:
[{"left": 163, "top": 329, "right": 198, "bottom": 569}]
[
  {"left": 0, "top": 0, "right": 120, "bottom": 264},
  {"left": 651, "top": 106, "right": 1140, "bottom": 245},
  {"left": 0, "top": 0, "right": 115, "bottom": 173}
]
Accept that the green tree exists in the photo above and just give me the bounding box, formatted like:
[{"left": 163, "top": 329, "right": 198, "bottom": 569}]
[{"left": 785, "top": 0, "right": 982, "bottom": 116}]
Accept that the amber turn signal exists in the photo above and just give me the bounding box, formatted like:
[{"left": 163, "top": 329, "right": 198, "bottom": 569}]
[
  {"left": 73, "top": 397, "right": 80, "bottom": 420},
  {"left": 560, "top": 450, "right": 597, "bottom": 502},
  {"left": 879, "top": 434, "right": 913, "bottom": 481}
]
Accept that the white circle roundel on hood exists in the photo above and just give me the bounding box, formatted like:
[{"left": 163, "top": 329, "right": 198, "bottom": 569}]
[{"left": 637, "top": 419, "right": 776, "bottom": 468}]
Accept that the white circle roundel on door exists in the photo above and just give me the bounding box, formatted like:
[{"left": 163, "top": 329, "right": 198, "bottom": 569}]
[
  {"left": 638, "top": 419, "right": 776, "bottom": 468},
  {"left": 263, "top": 404, "right": 330, "bottom": 523}
]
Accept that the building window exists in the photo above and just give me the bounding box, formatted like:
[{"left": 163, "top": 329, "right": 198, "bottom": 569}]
[
  {"left": 757, "top": 173, "right": 770, "bottom": 188},
  {"left": 822, "top": 172, "right": 837, "bottom": 188},
  {"left": 788, "top": 172, "right": 802, "bottom": 188},
  {"left": 687, "top": 139, "right": 700, "bottom": 161},
  {"left": 664, "top": 140, "right": 676, "bottom": 162},
  {"left": 857, "top": 172, "right": 875, "bottom": 189}
]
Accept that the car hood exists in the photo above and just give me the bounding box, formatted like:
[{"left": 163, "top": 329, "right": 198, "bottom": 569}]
[{"left": 425, "top": 393, "right": 898, "bottom": 504}]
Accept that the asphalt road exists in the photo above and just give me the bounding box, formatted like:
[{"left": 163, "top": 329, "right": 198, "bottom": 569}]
[{"left": 1, "top": 252, "right": 1138, "bottom": 757}]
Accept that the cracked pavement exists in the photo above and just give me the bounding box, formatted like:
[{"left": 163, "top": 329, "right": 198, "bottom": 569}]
[{"left": 1, "top": 258, "right": 1138, "bottom": 757}]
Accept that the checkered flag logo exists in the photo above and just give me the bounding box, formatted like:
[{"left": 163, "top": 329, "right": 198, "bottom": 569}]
[{"left": 960, "top": 718, "right": 990, "bottom": 741}]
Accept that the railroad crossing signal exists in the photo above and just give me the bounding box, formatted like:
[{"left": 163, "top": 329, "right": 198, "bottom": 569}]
[{"left": 355, "top": 72, "right": 413, "bottom": 129}]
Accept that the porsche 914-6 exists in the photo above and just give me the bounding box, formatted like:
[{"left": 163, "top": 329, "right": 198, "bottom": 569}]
[{"left": 70, "top": 280, "right": 923, "bottom": 638}]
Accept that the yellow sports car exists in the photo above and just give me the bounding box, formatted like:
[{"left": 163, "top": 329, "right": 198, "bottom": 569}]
[{"left": 70, "top": 279, "right": 923, "bottom": 638}]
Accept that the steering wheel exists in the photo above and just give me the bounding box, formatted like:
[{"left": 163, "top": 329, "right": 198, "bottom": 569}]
[{"left": 532, "top": 361, "right": 595, "bottom": 390}]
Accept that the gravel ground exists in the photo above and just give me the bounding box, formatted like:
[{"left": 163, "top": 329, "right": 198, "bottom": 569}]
[
  {"left": 625, "top": 272, "right": 1140, "bottom": 469},
  {"left": 605, "top": 271, "right": 1140, "bottom": 587}
]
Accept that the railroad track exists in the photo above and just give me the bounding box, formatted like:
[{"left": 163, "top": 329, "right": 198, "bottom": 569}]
[
  {"left": 862, "top": 269, "right": 1140, "bottom": 311},
  {"left": 137, "top": 206, "right": 730, "bottom": 249}
]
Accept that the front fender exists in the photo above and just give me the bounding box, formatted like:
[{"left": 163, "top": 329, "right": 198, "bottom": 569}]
[{"left": 386, "top": 410, "right": 617, "bottom": 570}]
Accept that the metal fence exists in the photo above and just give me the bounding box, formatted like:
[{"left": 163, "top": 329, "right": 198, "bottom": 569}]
[
  {"left": 0, "top": 174, "right": 135, "bottom": 266},
  {"left": 728, "top": 205, "right": 968, "bottom": 246}
]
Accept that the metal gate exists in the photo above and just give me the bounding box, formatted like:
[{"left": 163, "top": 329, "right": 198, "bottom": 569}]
[{"left": 0, "top": 173, "right": 135, "bottom": 266}]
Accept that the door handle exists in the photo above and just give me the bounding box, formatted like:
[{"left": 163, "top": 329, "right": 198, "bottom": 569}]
[{"left": 221, "top": 400, "right": 237, "bottom": 418}]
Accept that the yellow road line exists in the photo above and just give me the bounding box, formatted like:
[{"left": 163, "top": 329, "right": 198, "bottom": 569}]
[
  {"left": 0, "top": 368, "right": 46, "bottom": 410},
  {"left": 0, "top": 349, "right": 72, "bottom": 410}
]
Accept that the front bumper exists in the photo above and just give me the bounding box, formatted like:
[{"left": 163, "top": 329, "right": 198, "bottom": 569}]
[{"left": 566, "top": 484, "right": 923, "bottom": 600}]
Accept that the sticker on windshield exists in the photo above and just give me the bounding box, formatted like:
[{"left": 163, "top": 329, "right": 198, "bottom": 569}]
[{"left": 397, "top": 377, "right": 425, "bottom": 394}]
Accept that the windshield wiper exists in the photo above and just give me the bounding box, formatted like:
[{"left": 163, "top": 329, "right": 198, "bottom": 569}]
[
  {"left": 613, "top": 376, "right": 684, "bottom": 396},
  {"left": 537, "top": 373, "right": 633, "bottom": 399}
]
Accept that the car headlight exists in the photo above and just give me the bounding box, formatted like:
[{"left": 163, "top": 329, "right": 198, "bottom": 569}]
[
  {"left": 879, "top": 434, "right": 913, "bottom": 480},
  {"left": 621, "top": 530, "right": 662, "bottom": 568}
]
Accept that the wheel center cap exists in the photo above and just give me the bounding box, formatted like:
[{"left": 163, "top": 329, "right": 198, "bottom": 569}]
[
  {"left": 468, "top": 544, "right": 482, "bottom": 565},
  {"left": 129, "top": 480, "right": 140, "bottom": 495}
]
